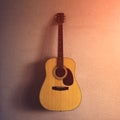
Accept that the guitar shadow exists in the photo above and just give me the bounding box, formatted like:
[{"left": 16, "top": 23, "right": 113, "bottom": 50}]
[
  {"left": 15, "top": 59, "right": 48, "bottom": 111},
  {"left": 12, "top": 17, "right": 57, "bottom": 111}
]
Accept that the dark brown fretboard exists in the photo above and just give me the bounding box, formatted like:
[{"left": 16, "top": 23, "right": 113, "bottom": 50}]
[{"left": 57, "top": 24, "right": 64, "bottom": 67}]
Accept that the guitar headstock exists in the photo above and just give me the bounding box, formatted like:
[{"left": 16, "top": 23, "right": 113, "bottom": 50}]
[{"left": 55, "top": 13, "right": 65, "bottom": 24}]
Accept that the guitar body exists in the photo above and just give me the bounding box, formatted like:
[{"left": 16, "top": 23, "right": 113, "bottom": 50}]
[{"left": 39, "top": 58, "right": 82, "bottom": 111}]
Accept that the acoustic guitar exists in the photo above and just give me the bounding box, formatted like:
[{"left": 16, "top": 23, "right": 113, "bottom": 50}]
[{"left": 39, "top": 13, "right": 82, "bottom": 111}]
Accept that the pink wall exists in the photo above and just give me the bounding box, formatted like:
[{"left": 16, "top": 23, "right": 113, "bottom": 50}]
[{"left": 1, "top": 0, "right": 120, "bottom": 120}]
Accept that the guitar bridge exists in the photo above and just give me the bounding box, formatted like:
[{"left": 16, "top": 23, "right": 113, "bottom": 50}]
[{"left": 52, "top": 86, "right": 69, "bottom": 91}]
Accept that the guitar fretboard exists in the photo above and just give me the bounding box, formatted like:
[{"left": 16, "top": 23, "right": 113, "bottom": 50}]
[{"left": 57, "top": 24, "right": 63, "bottom": 67}]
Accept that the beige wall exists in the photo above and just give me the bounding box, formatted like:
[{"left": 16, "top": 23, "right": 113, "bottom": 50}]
[{"left": 1, "top": 0, "right": 120, "bottom": 120}]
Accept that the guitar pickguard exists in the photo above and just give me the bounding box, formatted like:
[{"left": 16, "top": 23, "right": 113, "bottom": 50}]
[{"left": 63, "top": 68, "right": 73, "bottom": 86}]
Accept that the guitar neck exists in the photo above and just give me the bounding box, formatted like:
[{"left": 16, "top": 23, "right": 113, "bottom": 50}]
[{"left": 57, "top": 24, "right": 64, "bottom": 67}]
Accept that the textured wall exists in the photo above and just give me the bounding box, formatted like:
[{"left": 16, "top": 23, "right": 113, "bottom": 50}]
[{"left": 1, "top": 0, "right": 120, "bottom": 120}]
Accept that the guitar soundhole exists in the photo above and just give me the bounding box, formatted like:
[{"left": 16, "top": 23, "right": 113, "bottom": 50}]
[{"left": 55, "top": 67, "right": 65, "bottom": 77}]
